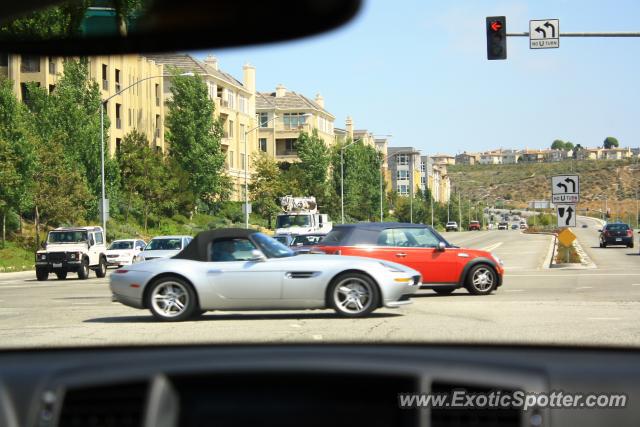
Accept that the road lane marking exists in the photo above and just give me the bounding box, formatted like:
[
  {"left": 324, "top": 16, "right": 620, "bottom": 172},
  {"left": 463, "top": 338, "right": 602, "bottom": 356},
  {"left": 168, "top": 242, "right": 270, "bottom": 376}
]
[
  {"left": 312, "top": 335, "right": 323, "bottom": 341},
  {"left": 587, "top": 317, "right": 621, "bottom": 321},
  {"left": 632, "top": 284, "right": 640, "bottom": 286},
  {"left": 0, "top": 285, "right": 58, "bottom": 289},
  {"left": 482, "top": 242, "right": 503, "bottom": 252},
  {"left": 290, "top": 324, "right": 302, "bottom": 328},
  {"left": 504, "top": 289, "right": 524, "bottom": 292},
  {"left": 510, "top": 273, "right": 640, "bottom": 277}
]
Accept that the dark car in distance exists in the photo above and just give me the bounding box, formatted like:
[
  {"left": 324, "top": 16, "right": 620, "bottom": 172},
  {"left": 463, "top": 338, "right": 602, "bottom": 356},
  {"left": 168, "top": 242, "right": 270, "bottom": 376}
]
[
  {"left": 599, "top": 223, "right": 634, "bottom": 248},
  {"left": 289, "top": 233, "right": 325, "bottom": 254}
]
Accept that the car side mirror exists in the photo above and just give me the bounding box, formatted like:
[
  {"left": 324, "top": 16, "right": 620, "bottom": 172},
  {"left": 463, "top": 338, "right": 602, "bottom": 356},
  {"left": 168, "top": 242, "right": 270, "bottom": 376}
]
[
  {"left": 250, "top": 249, "right": 267, "bottom": 262},
  {"left": 437, "top": 242, "right": 446, "bottom": 252},
  {"left": 89, "top": 237, "right": 95, "bottom": 247}
]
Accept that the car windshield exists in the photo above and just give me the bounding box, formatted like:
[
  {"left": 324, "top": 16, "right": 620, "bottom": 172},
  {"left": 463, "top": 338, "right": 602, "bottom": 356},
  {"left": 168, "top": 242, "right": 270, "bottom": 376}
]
[
  {"left": 3, "top": 0, "right": 640, "bottom": 352},
  {"left": 291, "top": 235, "right": 323, "bottom": 246},
  {"left": 109, "top": 241, "right": 133, "bottom": 250},
  {"left": 276, "top": 215, "right": 311, "bottom": 228},
  {"left": 47, "top": 231, "right": 88, "bottom": 244},
  {"left": 145, "top": 238, "right": 182, "bottom": 251},
  {"left": 252, "top": 233, "right": 295, "bottom": 258}
]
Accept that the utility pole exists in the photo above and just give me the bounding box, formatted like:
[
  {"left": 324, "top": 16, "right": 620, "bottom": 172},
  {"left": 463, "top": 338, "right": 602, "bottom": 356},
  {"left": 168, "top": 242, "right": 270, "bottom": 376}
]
[{"left": 458, "top": 191, "right": 462, "bottom": 229}]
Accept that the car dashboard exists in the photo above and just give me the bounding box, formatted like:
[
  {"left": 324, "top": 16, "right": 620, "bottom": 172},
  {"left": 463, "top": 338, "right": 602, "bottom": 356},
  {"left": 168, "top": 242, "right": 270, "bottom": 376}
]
[{"left": 0, "top": 345, "right": 638, "bottom": 427}]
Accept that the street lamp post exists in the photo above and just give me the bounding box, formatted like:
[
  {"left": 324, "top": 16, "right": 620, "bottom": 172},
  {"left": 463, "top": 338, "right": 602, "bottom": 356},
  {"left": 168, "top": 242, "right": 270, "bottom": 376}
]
[
  {"left": 99, "top": 72, "right": 195, "bottom": 241},
  {"left": 243, "top": 114, "right": 280, "bottom": 228}
]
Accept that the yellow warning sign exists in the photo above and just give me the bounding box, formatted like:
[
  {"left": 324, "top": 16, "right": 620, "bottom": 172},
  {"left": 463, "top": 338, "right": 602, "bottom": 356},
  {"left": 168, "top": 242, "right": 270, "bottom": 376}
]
[{"left": 558, "top": 228, "right": 576, "bottom": 247}]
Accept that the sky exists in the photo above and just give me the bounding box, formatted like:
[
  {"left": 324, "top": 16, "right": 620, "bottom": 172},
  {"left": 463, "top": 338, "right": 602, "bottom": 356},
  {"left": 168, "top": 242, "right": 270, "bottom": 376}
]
[{"left": 194, "top": 0, "right": 640, "bottom": 155}]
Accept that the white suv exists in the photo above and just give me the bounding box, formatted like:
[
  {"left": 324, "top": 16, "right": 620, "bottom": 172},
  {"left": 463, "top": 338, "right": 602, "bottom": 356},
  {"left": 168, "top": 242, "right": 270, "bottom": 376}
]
[
  {"left": 445, "top": 221, "right": 459, "bottom": 232},
  {"left": 35, "top": 226, "right": 108, "bottom": 280}
]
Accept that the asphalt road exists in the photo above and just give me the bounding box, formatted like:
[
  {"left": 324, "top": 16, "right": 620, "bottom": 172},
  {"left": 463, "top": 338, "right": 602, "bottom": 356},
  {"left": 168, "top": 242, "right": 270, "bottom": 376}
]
[{"left": 2, "top": 227, "right": 640, "bottom": 348}]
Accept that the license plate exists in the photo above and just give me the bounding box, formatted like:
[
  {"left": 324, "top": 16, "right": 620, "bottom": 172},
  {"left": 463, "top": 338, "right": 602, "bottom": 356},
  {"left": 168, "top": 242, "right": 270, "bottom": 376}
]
[
  {"left": 616, "top": 238, "right": 622, "bottom": 242},
  {"left": 53, "top": 263, "right": 62, "bottom": 268}
]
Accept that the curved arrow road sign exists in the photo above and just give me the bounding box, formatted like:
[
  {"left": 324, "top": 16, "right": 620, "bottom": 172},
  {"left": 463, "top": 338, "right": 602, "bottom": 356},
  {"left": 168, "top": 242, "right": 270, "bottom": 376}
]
[
  {"left": 530, "top": 19, "right": 559, "bottom": 49},
  {"left": 552, "top": 175, "right": 579, "bottom": 203}
]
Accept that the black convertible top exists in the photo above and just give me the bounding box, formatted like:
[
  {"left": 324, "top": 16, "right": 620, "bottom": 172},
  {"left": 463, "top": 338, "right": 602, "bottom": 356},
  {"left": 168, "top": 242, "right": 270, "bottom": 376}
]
[{"left": 173, "top": 228, "right": 259, "bottom": 262}]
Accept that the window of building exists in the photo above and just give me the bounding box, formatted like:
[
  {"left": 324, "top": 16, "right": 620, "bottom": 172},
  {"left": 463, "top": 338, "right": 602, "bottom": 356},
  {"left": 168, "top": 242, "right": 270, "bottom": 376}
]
[
  {"left": 115, "top": 138, "right": 122, "bottom": 153},
  {"left": 20, "top": 55, "right": 40, "bottom": 73},
  {"left": 397, "top": 184, "right": 409, "bottom": 195},
  {"left": 240, "top": 124, "right": 245, "bottom": 142},
  {"left": 421, "top": 176, "right": 426, "bottom": 185},
  {"left": 229, "top": 151, "right": 234, "bottom": 168},
  {"left": 285, "top": 139, "right": 297, "bottom": 151},
  {"left": 420, "top": 161, "right": 425, "bottom": 171},
  {"left": 229, "top": 120, "right": 234, "bottom": 138},
  {"left": 20, "top": 82, "right": 39, "bottom": 105},
  {"left": 155, "top": 84, "right": 160, "bottom": 106},
  {"left": 259, "top": 112, "right": 269, "bottom": 127},
  {"left": 48, "top": 57, "right": 56, "bottom": 74},
  {"left": 101, "top": 64, "right": 108, "bottom": 90},
  {"left": 283, "top": 112, "right": 307, "bottom": 129},
  {"left": 48, "top": 84, "right": 55, "bottom": 94},
  {"left": 259, "top": 138, "right": 267, "bottom": 152},
  {"left": 397, "top": 170, "right": 409, "bottom": 180},
  {"left": 239, "top": 95, "right": 248, "bottom": 114},
  {"left": 115, "top": 103, "right": 122, "bottom": 129},
  {"left": 115, "top": 69, "right": 121, "bottom": 92},
  {"left": 0, "top": 53, "right": 8, "bottom": 67},
  {"left": 396, "top": 154, "right": 409, "bottom": 166},
  {"left": 155, "top": 115, "right": 161, "bottom": 137},
  {"left": 128, "top": 108, "right": 132, "bottom": 126}
]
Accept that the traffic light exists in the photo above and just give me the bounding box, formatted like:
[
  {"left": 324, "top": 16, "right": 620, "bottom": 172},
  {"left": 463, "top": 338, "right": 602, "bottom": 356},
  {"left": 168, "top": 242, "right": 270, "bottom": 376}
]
[{"left": 486, "top": 16, "right": 507, "bottom": 60}]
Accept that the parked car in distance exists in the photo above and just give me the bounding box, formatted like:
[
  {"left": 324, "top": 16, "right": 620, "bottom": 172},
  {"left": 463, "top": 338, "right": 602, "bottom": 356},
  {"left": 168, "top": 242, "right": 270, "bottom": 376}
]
[
  {"left": 445, "top": 221, "right": 459, "bottom": 232},
  {"left": 314, "top": 223, "right": 504, "bottom": 296},
  {"left": 136, "top": 235, "right": 192, "bottom": 262},
  {"left": 511, "top": 223, "right": 519, "bottom": 230},
  {"left": 289, "top": 233, "right": 325, "bottom": 254},
  {"left": 498, "top": 222, "right": 509, "bottom": 230},
  {"left": 468, "top": 221, "right": 481, "bottom": 231},
  {"left": 273, "top": 233, "right": 294, "bottom": 246},
  {"left": 106, "top": 239, "right": 146, "bottom": 267},
  {"left": 599, "top": 223, "right": 634, "bottom": 248},
  {"left": 111, "top": 228, "right": 421, "bottom": 321},
  {"left": 519, "top": 222, "right": 528, "bottom": 230}
]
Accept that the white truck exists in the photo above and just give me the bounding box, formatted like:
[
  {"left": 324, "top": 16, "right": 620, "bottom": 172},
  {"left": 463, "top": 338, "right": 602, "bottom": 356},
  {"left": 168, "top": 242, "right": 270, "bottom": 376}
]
[
  {"left": 35, "top": 226, "right": 108, "bottom": 281},
  {"left": 275, "top": 196, "right": 332, "bottom": 237}
]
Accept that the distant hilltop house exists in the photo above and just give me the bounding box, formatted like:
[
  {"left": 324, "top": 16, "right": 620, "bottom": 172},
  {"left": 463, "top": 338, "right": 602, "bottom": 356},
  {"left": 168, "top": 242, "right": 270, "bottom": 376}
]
[{"left": 451, "top": 146, "right": 636, "bottom": 165}]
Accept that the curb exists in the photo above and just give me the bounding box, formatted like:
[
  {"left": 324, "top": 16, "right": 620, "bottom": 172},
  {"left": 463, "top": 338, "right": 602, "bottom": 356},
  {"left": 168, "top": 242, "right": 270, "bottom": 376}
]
[
  {"left": 542, "top": 234, "right": 557, "bottom": 269},
  {"left": 550, "top": 237, "right": 597, "bottom": 270},
  {"left": 0, "top": 265, "right": 35, "bottom": 273}
]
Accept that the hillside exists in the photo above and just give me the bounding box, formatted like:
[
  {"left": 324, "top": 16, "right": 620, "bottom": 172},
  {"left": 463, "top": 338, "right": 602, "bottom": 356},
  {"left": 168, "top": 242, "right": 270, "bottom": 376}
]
[{"left": 448, "top": 159, "right": 640, "bottom": 217}]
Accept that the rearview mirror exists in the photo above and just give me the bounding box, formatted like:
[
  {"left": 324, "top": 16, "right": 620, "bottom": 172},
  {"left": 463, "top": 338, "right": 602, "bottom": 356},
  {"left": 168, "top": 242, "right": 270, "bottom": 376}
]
[
  {"left": 0, "top": 0, "right": 361, "bottom": 55},
  {"left": 437, "top": 241, "right": 446, "bottom": 252},
  {"left": 250, "top": 249, "right": 266, "bottom": 262}
]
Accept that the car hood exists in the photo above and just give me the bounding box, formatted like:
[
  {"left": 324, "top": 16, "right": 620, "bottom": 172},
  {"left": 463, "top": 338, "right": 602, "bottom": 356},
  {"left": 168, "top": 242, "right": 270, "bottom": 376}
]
[
  {"left": 106, "top": 249, "right": 135, "bottom": 256},
  {"left": 41, "top": 243, "right": 88, "bottom": 253}
]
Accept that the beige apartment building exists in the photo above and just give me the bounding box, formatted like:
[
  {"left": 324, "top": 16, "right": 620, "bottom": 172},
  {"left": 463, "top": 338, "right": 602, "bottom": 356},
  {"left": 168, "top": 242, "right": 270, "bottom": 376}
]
[
  {"left": 1, "top": 54, "right": 165, "bottom": 156},
  {"left": 430, "top": 153, "right": 456, "bottom": 165},
  {"left": 256, "top": 85, "right": 335, "bottom": 162},
  {"left": 147, "top": 54, "right": 257, "bottom": 201},
  {"left": 455, "top": 152, "right": 479, "bottom": 165}
]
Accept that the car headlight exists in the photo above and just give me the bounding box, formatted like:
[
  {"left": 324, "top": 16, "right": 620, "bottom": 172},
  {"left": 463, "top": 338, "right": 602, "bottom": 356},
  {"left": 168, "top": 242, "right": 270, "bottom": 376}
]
[
  {"left": 379, "top": 261, "right": 406, "bottom": 273},
  {"left": 69, "top": 253, "right": 76, "bottom": 260},
  {"left": 37, "top": 253, "right": 47, "bottom": 261}
]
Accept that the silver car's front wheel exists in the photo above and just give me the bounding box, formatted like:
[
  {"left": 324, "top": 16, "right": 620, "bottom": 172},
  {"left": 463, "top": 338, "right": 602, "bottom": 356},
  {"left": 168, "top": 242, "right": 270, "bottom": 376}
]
[
  {"left": 147, "top": 277, "right": 197, "bottom": 321},
  {"left": 329, "top": 273, "right": 379, "bottom": 317}
]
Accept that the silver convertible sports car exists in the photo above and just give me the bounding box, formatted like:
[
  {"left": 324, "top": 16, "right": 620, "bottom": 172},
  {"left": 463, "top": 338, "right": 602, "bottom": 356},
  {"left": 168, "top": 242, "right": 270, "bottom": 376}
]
[{"left": 110, "top": 228, "right": 421, "bottom": 321}]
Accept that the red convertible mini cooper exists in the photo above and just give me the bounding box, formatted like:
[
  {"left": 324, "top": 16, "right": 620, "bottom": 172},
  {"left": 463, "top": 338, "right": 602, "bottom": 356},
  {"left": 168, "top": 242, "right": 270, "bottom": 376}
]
[{"left": 315, "top": 223, "right": 504, "bottom": 295}]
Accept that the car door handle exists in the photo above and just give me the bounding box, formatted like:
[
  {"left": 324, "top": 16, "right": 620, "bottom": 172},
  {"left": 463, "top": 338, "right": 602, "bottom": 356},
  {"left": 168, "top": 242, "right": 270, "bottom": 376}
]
[{"left": 395, "top": 253, "right": 407, "bottom": 258}]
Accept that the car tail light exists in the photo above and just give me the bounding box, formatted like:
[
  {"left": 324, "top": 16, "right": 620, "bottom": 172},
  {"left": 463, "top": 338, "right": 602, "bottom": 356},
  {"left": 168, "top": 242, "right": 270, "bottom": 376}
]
[
  {"left": 604, "top": 231, "right": 610, "bottom": 237},
  {"left": 627, "top": 229, "right": 633, "bottom": 237}
]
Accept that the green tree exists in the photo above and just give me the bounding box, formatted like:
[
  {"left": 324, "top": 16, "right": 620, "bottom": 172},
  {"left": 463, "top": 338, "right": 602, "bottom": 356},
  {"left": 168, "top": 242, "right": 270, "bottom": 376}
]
[
  {"left": 604, "top": 136, "right": 619, "bottom": 149},
  {"left": 551, "top": 139, "right": 566, "bottom": 150},
  {"left": 249, "top": 152, "right": 283, "bottom": 228},
  {"left": 33, "top": 139, "right": 92, "bottom": 229},
  {"left": 296, "top": 129, "right": 332, "bottom": 208},
  {"left": 564, "top": 141, "right": 574, "bottom": 150},
  {"left": 25, "top": 58, "right": 120, "bottom": 217},
  {"left": 0, "top": 1, "right": 88, "bottom": 41},
  {"left": 165, "top": 70, "right": 228, "bottom": 206},
  {"left": 0, "top": 78, "right": 36, "bottom": 247},
  {"left": 117, "top": 130, "right": 183, "bottom": 231}
]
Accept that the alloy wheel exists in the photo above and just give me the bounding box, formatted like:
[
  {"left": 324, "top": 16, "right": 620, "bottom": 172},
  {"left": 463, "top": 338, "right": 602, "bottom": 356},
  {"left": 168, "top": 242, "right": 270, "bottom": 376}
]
[
  {"left": 333, "top": 277, "right": 373, "bottom": 314},
  {"left": 471, "top": 267, "right": 494, "bottom": 292},
  {"left": 151, "top": 281, "right": 190, "bottom": 318}
]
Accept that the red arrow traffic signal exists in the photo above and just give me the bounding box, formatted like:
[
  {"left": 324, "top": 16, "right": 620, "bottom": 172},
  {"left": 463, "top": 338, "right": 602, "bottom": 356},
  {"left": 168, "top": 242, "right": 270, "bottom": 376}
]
[
  {"left": 486, "top": 16, "right": 507, "bottom": 60},
  {"left": 490, "top": 21, "right": 503, "bottom": 32}
]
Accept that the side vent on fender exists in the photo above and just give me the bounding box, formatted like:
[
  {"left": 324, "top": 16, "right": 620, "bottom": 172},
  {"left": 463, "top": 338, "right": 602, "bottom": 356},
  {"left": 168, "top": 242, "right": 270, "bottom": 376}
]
[{"left": 285, "top": 271, "right": 320, "bottom": 279}]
